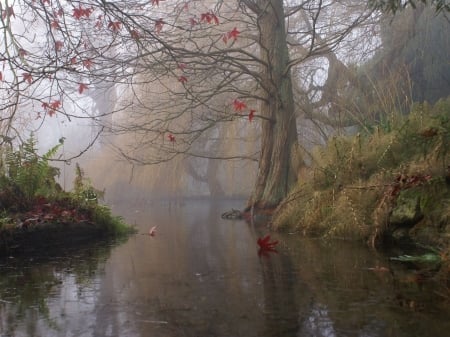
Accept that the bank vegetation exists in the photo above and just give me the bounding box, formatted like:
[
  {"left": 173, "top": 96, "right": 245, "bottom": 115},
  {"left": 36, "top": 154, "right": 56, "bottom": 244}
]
[
  {"left": 0, "top": 137, "right": 133, "bottom": 256},
  {"left": 273, "top": 97, "right": 450, "bottom": 255}
]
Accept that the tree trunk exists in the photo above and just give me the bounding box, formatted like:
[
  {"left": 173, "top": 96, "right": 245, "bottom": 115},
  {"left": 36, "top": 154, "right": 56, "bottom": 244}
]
[{"left": 247, "top": 0, "right": 301, "bottom": 210}]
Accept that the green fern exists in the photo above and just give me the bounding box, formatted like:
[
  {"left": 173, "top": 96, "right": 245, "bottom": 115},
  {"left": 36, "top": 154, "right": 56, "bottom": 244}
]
[{"left": 3, "top": 135, "right": 63, "bottom": 204}]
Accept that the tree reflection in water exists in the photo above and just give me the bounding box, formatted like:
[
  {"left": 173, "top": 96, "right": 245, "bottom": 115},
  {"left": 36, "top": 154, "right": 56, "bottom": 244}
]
[{"left": 1, "top": 199, "right": 450, "bottom": 337}]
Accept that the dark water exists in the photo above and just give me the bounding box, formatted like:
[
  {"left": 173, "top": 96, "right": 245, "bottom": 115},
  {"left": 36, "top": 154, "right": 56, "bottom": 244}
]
[{"left": 1, "top": 199, "right": 450, "bottom": 337}]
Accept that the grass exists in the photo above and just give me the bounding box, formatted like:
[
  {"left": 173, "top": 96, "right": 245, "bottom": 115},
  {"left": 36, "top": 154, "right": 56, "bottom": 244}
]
[{"left": 273, "top": 97, "right": 450, "bottom": 248}]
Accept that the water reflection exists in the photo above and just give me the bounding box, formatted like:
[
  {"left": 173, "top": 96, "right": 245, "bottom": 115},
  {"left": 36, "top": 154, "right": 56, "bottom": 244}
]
[{"left": 1, "top": 198, "right": 449, "bottom": 337}]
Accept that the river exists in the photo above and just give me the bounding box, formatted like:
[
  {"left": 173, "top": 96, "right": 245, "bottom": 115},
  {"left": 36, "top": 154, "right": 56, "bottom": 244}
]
[{"left": 1, "top": 198, "right": 449, "bottom": 337}]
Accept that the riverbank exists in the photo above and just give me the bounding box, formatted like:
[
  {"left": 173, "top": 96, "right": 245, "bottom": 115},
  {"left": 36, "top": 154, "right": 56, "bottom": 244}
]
[
  {"left": 0, "top": 139, "right": 133, "bottom": 256},
  {"left": 0, "top": 197, "right": 134, "bottom": 256}
]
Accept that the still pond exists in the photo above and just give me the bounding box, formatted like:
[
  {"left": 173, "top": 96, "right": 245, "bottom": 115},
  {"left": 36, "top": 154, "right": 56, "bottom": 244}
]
[{"left": 1, "top": 198, "right": 450, "bottom": 337}]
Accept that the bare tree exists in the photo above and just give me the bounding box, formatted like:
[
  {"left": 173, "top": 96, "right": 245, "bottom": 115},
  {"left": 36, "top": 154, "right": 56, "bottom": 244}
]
[{"left": 1, "top": 0, "right": 377, "bottom": 209}]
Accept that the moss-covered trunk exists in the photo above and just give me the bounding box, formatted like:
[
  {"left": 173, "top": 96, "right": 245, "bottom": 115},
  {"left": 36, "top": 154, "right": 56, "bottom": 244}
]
[{"left": 248, "top": 0, "right": 301, "bottom": 209}]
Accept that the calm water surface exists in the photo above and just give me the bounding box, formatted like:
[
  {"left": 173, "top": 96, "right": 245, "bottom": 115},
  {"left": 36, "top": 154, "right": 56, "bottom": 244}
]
[{"left": 1, "top": 199, "right": 449, "bottom": 337}]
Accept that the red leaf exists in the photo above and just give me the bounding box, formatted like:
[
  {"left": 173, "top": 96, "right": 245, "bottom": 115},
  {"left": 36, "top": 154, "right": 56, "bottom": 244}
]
[
  {"left": 232, "top": 99, "right": 246, "bottom": 111},
  {"left": 229, "top": 27, "right": 240, "bottom": 39},
  {"left": 78, "top": 83, "right": 88, "bottom": 94},
  {"left": 82, "top": 59, "right": 93, "bottom": 69},
  {"left": 178, "top": 63, "right": 187, "bottom": 71},
  {"left": 70, "top": 56, "right": 77, "bottom": 64},
  {"left": 155, "top": 18, "right": 165, "bottom": 34},
  {"left": 178, "top": 75, "right": 188, "bottom": 84},
  {"left": 189, "top": 18, "right": 198, "bottom": 26},
  {"left": 50, "top": 20, "right": 60, "bottom": 30},
  {"left": 168, "top": 134, "right": 176, "bottom": 142},
  {"left": 151, "top": 0, "right": 164, "bottom": 5},
  {"left": 0, "top": 71, "right": 2, "bottom": 81},
  {"left": 2, "top": 6, "right": 15, "bottom": 20},
  {"left": 130, "top": 29, "right": 140, "bottom": 40},
  {"left": 95, "top": 18, "right": 103, "bottom": 29},
  {"left": 212, "top": 14, "right": 219, "bottom": 25},
  {"left": 18, "top": 48, "right": 27, "bottom": 57},
  {"left": 50, "top": 100, "right": 61, "bottom": 110},
  {"left": 200, "top": 12, "right": 219, "bottom": 25},
  {"left": 23, "top": 73, "right": 33, "bottom": 84},
  {"left": 73, "top": 6, "right": 92, "bottom": 20},
  {"left": 46, "top": 100, "right": 61, "bottom": 117},
  {"left": 257, "top": 234, "right": 279, "bottom": 250},
  {"left": 55, "top": 41, "right": 64, "bottom": 51},
  {"left": 108, "top": 21, "right": 121, "bottom": 32},
  {"left": 249, "top": 109, "right": 255, "bottom": 122}
]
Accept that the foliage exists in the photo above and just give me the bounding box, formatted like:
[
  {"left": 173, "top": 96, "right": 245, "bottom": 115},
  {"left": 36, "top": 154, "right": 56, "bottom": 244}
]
[
  {"left": 72, "top": 163, "right": 104, "bottom": 206},
  {"left": 273, "top": 96, "right": 450, "bottom": 246},
  {"left": 0, "top": 135, "right": 63, "bottom": 208},
  {"left": 0, "top": 138, "right": 132, "bottom": 251}
]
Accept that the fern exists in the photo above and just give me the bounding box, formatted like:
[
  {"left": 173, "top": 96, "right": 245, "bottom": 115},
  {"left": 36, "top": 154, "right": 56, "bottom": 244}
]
[{"left": 2, "top": 135, "right": 63, "bottom": 204}]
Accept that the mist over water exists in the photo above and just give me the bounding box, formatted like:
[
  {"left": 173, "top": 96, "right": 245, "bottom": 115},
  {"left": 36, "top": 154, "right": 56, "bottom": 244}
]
[{"left": 1, "top": 198, "right": 450, "bottom": 337}]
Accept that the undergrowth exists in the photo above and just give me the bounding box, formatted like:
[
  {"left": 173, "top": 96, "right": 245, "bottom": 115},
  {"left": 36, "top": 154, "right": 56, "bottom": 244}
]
[
  {"left": 273, "top": 97, "right": 450, "bottom": 247},
  {"left": 0, "top": 136, "right": 132, "bottom": 238}
]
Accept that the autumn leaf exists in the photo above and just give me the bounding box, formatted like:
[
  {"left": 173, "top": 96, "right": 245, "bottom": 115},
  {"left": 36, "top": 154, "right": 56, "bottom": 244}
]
[
  {"left": 229, "top": 27, "right": 240, "bottom": 39},
  {"left": 0, "top": 71, "right": 2, "bottom": 81},
  {"left": 155, "top": 18, "right": 165, "bottom": 34},
  {"left": 108, "top": 21, "right": 121, "bottom": 32},
  {"left": 50, "top": 20, "right": 60, "bottom": 30},
  {"left": 70, "top": 56, "right": 77, "bottom": 64},
  {"left": 47, "top": 100, "right": 61, "bottom": 117},
  {"left": 2, "top": 6, "right": 15, "bottom": 20},
  {"left": 23, "top": 73, "right": 33, "bottom": 84},
  {"left": 78, "top": 83, "right": 89, "bottom": 94},
  {"left": 73, "top": 6, "right": 92, "bottom": 20},
  {"left": 178, "top": 75, "right": 188, "bottom": 84},
  {"left": 189, "top": 18, "right": 198, "bottom": 26},
  {"left": 130, "top": 29, "right": 140, "bottom": 40},
  {"left": 50, "top": 100, "right": 61, "bottom": 110},
  {"left": 232, "top": 99, "right": 246, "bottom": 111},
  {"left": 249, "top": 109, "right": 255, "bottom": 122},
  {"left": 82, "top": 59, "right": 93, "bottom": 69},
  {"left": 151, "top": 0, "right": 165, "bottom": 5},
  {"left": 168, "top": 134, "right": 176, "bottom": 142},
  {"left": 18, "top": 48, "right": 27, "bottom": 57},
  {"left": 55, "top": 41, "right": 64, "bottom": 51},
  {"left": 257, "top": 234, "right": 279, "bottom": 257},
  {"left": 200, "top": 11, "right": 219, "bottom": 25}
]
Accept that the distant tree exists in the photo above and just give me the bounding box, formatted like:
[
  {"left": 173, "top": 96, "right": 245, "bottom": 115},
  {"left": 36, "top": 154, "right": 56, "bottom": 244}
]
[{"left": 367, "top": 4, "right": 450, "bottom": 104}]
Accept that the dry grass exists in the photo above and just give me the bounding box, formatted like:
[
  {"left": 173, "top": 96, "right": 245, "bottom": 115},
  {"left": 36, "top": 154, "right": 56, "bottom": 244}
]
[{"left": 273, "top": 97, "right": 450, "bottom": 245}]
